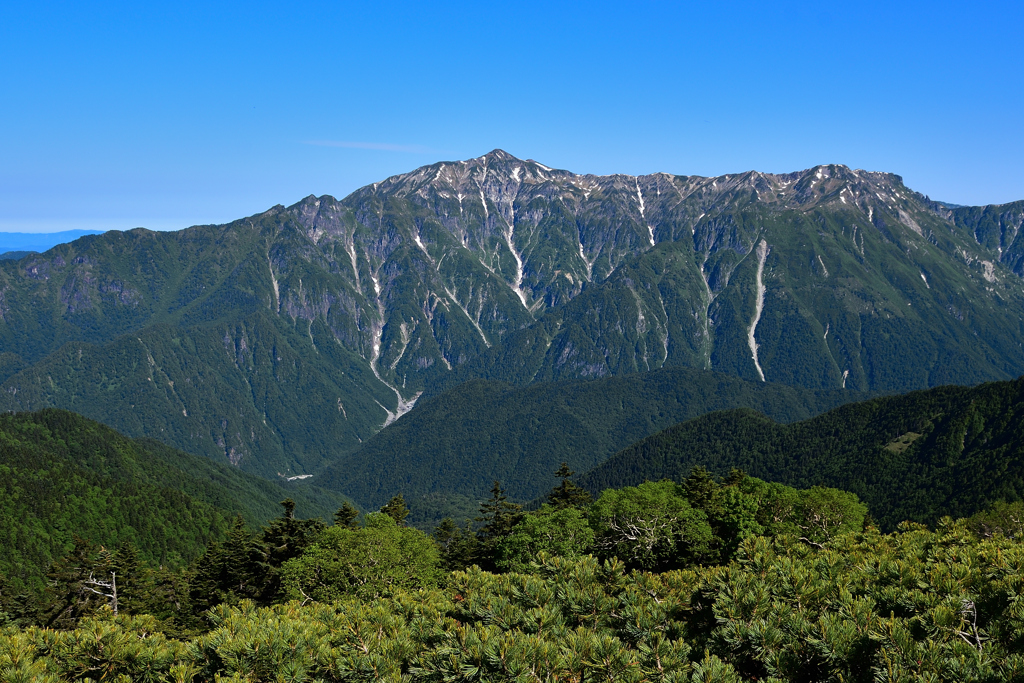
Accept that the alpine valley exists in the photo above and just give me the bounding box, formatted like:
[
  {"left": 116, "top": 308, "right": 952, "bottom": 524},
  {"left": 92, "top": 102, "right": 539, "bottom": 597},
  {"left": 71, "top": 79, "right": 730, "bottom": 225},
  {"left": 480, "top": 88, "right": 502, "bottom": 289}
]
[{"left": 1, "top": 150, "right": 1023, "bottom": 511}]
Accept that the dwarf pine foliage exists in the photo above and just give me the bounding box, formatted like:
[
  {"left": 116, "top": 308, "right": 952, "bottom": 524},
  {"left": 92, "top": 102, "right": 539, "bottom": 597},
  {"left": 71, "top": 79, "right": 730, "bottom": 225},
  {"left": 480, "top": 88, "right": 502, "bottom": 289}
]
[{"left": 4, "top": 520, "right": 1024, "bottom": 681}]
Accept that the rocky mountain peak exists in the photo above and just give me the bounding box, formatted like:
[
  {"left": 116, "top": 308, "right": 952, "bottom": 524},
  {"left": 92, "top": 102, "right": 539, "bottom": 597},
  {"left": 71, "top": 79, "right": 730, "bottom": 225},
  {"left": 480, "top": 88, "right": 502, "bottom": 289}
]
[{"left": 478, "top": 148, "right": 519, "bottom": 162}]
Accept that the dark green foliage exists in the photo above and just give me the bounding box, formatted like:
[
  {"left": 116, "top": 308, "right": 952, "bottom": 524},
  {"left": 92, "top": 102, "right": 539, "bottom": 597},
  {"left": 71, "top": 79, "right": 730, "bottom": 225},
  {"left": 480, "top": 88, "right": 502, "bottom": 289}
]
[
  {"left": 547, "top": 462, "right": 593, "bottom": 510},
  {"left": 39, "top": 536, "right": 111, "bottom": 630},
  {"left": 580, "top": 376, "right": 1024, "bottom": 529},
  {"left": 333, "top": 501, "right": 359, "bottom": 529},
  {"left": 379, "top": 494, "right": 410, "bottom": 526},
  {"left": 319, "top": 367, "right": 866, "bottom": 518},
  {"left": 432, "top": 517, "right": 479, "bottom": 572},
  {"left": 680, "top": 467, "right": 765, "bottom": 563},
  {"left": 13, "top": 537, "right": 193, "bottom": 633},
  {"left": 474, "top": 481, "right": 524, "bottom": 571},
  {"left": 189, "top": 501, "right": 326, "bottom": 610},
  {"left": 0, "top": 409, "right": 340, "bottom": 593},
  {"left": 189, "top": 516, "right": 264, "bottom": 612},
  {"left": 254, "top": 500, "right": 327, "bottom": 602},
  {"left": 405, "top": 491, "right": 480, "bottom": 530}
]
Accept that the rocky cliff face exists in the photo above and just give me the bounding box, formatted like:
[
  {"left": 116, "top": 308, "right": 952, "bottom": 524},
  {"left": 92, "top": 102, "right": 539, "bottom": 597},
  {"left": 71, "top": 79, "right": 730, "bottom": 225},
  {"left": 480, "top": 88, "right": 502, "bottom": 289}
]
[
  {"left": 284, "top": 150, "right": 1024, "bottom": 394},
  {"left": 1, "top": 150, "right": 1022, "bottom": 475}
]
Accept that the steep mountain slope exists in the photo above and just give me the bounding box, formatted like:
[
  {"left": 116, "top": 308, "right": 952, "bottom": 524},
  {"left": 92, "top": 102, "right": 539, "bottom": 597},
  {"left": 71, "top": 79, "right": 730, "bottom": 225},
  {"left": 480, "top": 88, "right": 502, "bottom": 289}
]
[
  {"left": 0, "top": 151, "right": 1021, "bottom": 476},
  {"left": 319, "top": 367, "right": 865, "bottom": 512},
  {"left": 951, "top": 200, "right": 1024, "bottom": 276},
  {"left": 578, "top": 376, "right": 1024, "bottom": 529},
  {"left": 0, "top": 409, "right": 343, "bottom": 590}
]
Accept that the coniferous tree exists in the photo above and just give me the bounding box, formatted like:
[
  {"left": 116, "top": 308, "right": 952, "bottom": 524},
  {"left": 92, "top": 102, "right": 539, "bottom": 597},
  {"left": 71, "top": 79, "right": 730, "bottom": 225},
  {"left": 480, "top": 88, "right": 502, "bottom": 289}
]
[
  {"left": 433, "top": 517, "right": 479, "bottom": 571},
  {"left": 255, "top": 500, "right": 326, "bottom": 603},
  {"left": 475, "top": 481, "right": 523, "bottom": 571},
  {"left": 109, "top": 541, "right": 142, "bottom": 615},
  {"left": 681, "top": 466, "right": 723, "bottom": 515},
  {"left": 380, "top": 494, "right": 410, "bottom": 526},
  {"left": 131, "top": 564, "right": 192, "bottom": 633},
  {"left": 333, "top": 501, "right": 360, "bottom": 529},
  {"left": 189, "top": 515, "right": 261, "bottom": 613},
  {"left": 0, "top": 573, "right": 35, "bottom": 627},
  {"left": 723, "top": 467, "right": 746, "bottom": 487},
  {"left": 680, "top": 467, "right": 766, "bottom": 564},
  {"left": 42, "top": 536, "right": 105, "bottom": 629},
  {"left": 547, "top": 462, "right": 593, "bottom": 510},
  {"left": 0, "top": 575, "right": 11, "bottom": 627}
]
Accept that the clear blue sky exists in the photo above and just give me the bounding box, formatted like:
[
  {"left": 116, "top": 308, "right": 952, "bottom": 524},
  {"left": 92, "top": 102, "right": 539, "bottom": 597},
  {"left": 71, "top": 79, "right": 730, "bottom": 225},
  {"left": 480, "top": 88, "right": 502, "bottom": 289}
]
[{"left": 1, "top": 1, "right": 1021, "bottom": 233}]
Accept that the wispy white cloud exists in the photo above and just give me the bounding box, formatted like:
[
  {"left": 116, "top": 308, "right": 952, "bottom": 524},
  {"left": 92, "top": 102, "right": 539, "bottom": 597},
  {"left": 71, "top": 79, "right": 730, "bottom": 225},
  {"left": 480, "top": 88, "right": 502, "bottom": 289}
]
[{"left": 302, "top": 140, "right": 437, "bottom": 153}]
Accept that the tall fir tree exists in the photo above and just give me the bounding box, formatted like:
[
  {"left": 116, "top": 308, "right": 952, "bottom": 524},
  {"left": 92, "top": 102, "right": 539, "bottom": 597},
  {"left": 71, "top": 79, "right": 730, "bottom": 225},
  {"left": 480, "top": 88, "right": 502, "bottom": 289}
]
[
  {"left": 380, "top": 494, "right": 410, "bottom": 526},
  {"left": 547, "top": 462, "right": 593, "bottom": 510},
  {"left": 255, "top": 500, "right": 326, "bottom": 603},
  {"left": 475, "top": 481, "right": 523, "bottom": 571},
  {"left": 433, "top": 518, "right": 479, "bottom": 572},
  {"left": 334, "top": 501, "right": 360, "bottom": 529}
]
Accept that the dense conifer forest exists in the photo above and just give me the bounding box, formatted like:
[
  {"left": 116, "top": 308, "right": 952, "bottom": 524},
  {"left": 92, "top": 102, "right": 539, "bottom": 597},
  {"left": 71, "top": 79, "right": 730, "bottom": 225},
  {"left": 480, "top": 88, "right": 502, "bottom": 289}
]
[
  {"left": 0, "top": 409, "right": 343, "bottom": 592},
  {"left": 318, "top": 368, "right": 865, "bottom": 517},
  {"left": 581, "top": 376, "right": 1024, "bottom": 529}
]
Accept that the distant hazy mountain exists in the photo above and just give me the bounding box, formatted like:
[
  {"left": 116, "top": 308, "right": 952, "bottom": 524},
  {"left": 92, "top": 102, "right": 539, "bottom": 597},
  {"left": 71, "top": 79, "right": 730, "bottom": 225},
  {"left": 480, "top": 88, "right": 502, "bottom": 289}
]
[
  {"left": 0, "top": 230, "right": 105, "bottom": 256},
  {"left": 0, "top": 151, "right": 1021, "bottom": 478}
]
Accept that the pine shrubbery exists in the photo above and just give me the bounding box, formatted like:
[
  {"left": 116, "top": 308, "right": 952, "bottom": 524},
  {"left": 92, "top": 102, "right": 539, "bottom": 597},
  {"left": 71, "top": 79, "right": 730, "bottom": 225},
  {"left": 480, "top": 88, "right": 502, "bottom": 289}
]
[
  {"left": 5, "top": 522, "right": 1024, "bottom": 681},
  {"left": 6, "top": 466, "right": 1024, "bottom": 680}
]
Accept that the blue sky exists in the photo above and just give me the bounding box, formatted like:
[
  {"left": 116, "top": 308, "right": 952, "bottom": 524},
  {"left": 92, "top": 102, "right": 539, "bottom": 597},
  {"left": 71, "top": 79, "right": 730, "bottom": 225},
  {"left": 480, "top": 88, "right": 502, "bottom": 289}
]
[{"left": 1, "top": 0, "right": 1021, "bottom": 233}]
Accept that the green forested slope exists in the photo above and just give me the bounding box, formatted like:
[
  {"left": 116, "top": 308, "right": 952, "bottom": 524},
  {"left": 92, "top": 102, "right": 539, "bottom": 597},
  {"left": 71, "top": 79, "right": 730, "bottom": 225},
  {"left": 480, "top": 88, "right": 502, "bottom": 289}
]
[
  {"left": 0, "top": 153, "right": 1022, "bottom": 480},
  {"left": 318, "top": 367, "right": 865, "bottom": 513},
  {"left": 0, "top": 221, "right": 397, "bottom": 478},
  {"left": 0, "top": 409, "right": 342, "bottom": 590},
  {"left": 579, "top": 376, "right": 1024, "bottom": 528}
]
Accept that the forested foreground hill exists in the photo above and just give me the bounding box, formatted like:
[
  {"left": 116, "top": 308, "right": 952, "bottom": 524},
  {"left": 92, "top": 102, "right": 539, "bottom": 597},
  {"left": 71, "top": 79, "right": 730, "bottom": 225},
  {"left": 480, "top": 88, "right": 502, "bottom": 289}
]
[
  {"left": 0, "top": 409, "right": 343, "bottom": 590},
  {"left": 319, "top": 367, "right": 865, "bottom": 512},
  {"left": 580, "top": 375, "right": 1024, "bottom": 528}
]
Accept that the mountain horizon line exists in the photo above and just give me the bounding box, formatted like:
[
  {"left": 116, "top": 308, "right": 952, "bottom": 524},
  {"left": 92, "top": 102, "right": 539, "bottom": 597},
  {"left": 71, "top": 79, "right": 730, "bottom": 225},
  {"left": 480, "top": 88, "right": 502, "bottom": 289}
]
[{"left": 1, "top": 150, "right": 1015, "bottom": 239}]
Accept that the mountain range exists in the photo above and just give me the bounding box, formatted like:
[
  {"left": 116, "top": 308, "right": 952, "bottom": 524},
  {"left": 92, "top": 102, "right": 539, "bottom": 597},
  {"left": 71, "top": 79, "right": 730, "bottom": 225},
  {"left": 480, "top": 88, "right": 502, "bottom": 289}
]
[{"left": 0, "top": 151, "right": 1022, "bottom": 501}]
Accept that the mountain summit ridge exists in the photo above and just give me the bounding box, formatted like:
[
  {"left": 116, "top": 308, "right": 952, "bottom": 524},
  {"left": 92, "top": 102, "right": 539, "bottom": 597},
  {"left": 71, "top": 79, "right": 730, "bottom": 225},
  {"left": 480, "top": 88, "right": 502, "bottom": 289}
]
[{"left": 0, "top": 151, "right": 1022, "bottom": 477}]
